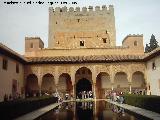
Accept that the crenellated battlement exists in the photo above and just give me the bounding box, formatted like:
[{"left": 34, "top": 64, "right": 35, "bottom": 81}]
[
  {"left": 48, "top": 5, "right": 116, "bottom": 49},
  {"left": 122, "top": 34, "right": 143, "bottom": 43},
  {"left": 25, "top": 37, "right": 41, "bottom": 40},
  {"left": 49, "top": 5, "right": 114, "bottom": 14},
  {"left": 127, "top": 34, "right": 143, "bottom": 37}
]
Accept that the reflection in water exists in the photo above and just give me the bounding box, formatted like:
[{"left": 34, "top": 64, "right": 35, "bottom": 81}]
[
  {"left": 36, "top": 101, "right": 151, "bottom": 120},
  {"left": 76, "top": 102, "right": 93, "bottom": 120}
]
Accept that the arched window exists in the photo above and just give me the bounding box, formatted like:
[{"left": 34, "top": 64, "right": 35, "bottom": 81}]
[{"left": 134, "top": 41, "right": 137, "bottom": 46}]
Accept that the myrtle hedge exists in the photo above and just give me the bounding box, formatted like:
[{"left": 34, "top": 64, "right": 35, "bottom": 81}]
[
  {"left": 0, "top": 96, "right": 58, "bottom": 119},
  {"left": 123, "top": 94, "right": 160, "bottom": 113}
]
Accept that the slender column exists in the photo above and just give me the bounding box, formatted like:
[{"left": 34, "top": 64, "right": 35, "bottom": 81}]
[
  {"left": 111, "top": 83, "right": 114, "bottom": 91},
  {"left": 129, "top": 83, "right": 132, "bottom": 93},
  {"left": 128, "top": 73, "right": 132, "bottom": 94},
  {"left": 71, "top": 66, "right": 76, "bottom": 99},
  {"left": 127, "top": 81, "right": 132, "bottom": 93},
  {"left": 93, "top": 83, "right": 96, "bottom": 99},
  {"left": 92, "top": 66, "right": 97, "bottom": 99},
  {"left": 72, "top": 83, "right": 76, "bottom": 100},
  {"left": 37, "top": 69, "right": 42, "bottom": 96},
  {"left": 110, "top": 66, "right": 114, "bottom": 91},
  {"left": 55, "top": 84, "right": 58, "bottom": 93},
  {"left": 54, "top": 67, "right": 59, "bottom": 85},
  {"left": 147, "top": 83, "right": 151, "bottom": 95}
]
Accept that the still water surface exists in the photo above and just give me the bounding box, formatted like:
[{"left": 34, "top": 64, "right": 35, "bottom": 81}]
[{"left": 36, "top": 101, "right": 151, "bottom": 120}]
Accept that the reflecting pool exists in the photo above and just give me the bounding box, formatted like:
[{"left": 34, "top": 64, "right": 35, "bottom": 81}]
[{"left": 35, "top": 101, "right": 151, "bottom": 120}]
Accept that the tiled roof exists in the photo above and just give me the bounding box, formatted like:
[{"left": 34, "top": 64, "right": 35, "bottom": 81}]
[
  {"left": 1, "top": 42, "right": 159, "bottom": 64},
  {"left": 143, "top": 47, "right": 160, "bottom": 61},
  {"left": 25, "top": 47, "right": 160, "bottom": 64},
  {"left": 26, "top": 55, "right": 144, "bottom": 64},
  {"left": 0, "top": 43, "right": 27, "bottom": 63}
]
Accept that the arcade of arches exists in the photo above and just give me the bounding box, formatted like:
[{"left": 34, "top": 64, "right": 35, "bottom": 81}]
[{"left": 25, "top": 64, "right": 146, "bottom": 98}]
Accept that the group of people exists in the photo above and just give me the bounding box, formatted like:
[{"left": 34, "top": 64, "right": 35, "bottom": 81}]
[
  {"left": 109, "top": 91, "right": 124, "bottom": 104},
  {"left": 77, "top": 91, "right": 93, "bottom": 99},
  {"left": 3, "top": 93, "right": 22, "bottom": 102}
]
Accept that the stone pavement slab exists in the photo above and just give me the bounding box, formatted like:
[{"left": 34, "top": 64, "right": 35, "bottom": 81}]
[
  {"left": 105, "top": 99, "right": 160, "bottom": 120},
  {"left": 14, "top": 102, "right": 61, "bottom": 120},
  {"left": 14, "top": 99, "right": 160, "bottom": 120}
]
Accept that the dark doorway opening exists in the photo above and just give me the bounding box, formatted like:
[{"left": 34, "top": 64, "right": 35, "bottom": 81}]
[{"left": 76, "top": 78, "right": 92, "bottom": 98}]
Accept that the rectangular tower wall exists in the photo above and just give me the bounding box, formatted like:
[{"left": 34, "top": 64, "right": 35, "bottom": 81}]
[{"left": 48, "top": 5, "right": 116, "bottom": 49}]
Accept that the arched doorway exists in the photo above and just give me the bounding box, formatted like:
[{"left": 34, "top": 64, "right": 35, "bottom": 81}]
[
  {"left": 25, "top": 74, "right": 39, "bottom": 97},
  {"left": 96, "top": 72, "right": 110, "bottom": 99},
  {"left": 76, "top": 78, "right": 92, "bottom": 99},
  {"left": 41, "top": 73, "right": 55, "bottom": 95},
  {"left": 75, "top": 67, "right": 92, "bottom": 98}
]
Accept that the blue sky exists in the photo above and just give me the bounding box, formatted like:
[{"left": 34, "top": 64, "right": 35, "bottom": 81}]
[{"left": 0, "top": 0, "right": 160, "bottom": 54}]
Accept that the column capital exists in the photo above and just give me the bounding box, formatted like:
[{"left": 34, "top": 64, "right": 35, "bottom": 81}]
[
  {"left": 128, "top": 82, "right": 132, "bottom": 85},
  {"left": 92, "top": 80, "right": 96, "bottom": 84},
  {"left": 127, "top": 73, "right": 132, "bottom": 82}
]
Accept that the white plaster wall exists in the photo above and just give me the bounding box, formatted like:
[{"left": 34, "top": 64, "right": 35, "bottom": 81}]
[
  {"left": 147, "top": 56, "right": 160, "bottom": 96},
  {"left": 0, "top": 54, "right": 24, "bottom": 102}
]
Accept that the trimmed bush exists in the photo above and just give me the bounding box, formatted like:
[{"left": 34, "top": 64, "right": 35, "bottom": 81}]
[
  {"left": 0, "top": 96, "right": 58, "bottom": 119},
  {"left": 123, "top": 94, "right": 160, "bottom": 113}
]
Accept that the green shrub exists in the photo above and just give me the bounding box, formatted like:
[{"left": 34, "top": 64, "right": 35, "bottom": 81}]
[
  {"left": 0, "top": 96, "right": 58, "bottom": 119},
  {"left": 123, "top": 94, "right": 160, "bottom": 113}
]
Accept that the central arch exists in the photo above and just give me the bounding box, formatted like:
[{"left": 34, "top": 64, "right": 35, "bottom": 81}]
[
  {"left": 75, "top": 67, "right": 92, "bottom": 98},
  {"left": 76, "top": 78, "right": 92, "bottom": 98}
]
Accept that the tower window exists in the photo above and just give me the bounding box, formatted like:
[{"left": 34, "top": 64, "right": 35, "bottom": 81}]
[
  {"left": 106, "top": 30, "right": 108, "bottom": 34},
  {"left": 2, "top": 58, "right": 8, "bottom": 70},
  {"left": 102, "top": 38, "right": 107, "bottom": 43},
  {"left": 134, "top": 41, "right": 137, "bottom": 46},
  {"left": 77, "top": 19, "right": 80, "bottom": 22},
  {"left": 30, "top": 43, "right": 33, "bottom": 48},
  {"left": 74, "top": 35, "right": 75, "bottom": 39},
  {"left": 56, "top": 21, "right": 57, "bottom": 24},
  {"left": 80, "top": 40, "right": 84, "bottom": 46},
  {"left": 152, "top": 62, "right": 156, "bottom": 70},
  {"left": 16, "top": 63, "right": 19, "bottom": 73}
]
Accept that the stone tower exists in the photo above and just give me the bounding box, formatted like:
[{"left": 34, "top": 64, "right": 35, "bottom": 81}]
[{"left": 48, "top": 5, "right": 116, "bottom": 49}]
